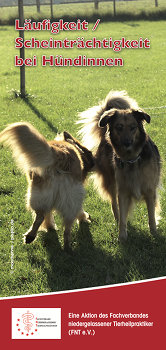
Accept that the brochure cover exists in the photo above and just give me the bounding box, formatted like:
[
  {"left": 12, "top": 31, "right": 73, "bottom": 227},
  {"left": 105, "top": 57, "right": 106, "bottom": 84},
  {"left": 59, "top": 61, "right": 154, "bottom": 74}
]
[{"left": 0, "top": 0, "right": 166, "bottom": 348}]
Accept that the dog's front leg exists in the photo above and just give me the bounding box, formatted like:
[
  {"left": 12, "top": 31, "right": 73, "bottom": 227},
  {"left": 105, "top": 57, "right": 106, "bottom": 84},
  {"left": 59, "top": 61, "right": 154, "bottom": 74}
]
[
  {"left": 111, "top": 196, "right": 119, "bottom": 223},
  {"left": 24, "top": 211, "right": 44, "bottom": 244},
  {"left": 144, "top": 192, "right": 157, "bottom": 235},
  {"left": 118, "top": 193, "right": 131, "bottom": 241}
]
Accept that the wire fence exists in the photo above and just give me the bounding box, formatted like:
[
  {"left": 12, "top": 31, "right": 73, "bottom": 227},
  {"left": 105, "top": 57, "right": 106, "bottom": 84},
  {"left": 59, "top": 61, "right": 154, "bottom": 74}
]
[
  {"left": 1, "top": 0, "right": 165, "bottom": 22},
  {"left": 0, "top": 0, "right": 165, "bottom": 7}
]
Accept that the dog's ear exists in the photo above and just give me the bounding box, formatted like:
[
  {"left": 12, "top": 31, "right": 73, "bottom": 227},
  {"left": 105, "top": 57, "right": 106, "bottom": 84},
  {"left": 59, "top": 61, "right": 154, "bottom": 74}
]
[
  {"left": 63, "top": 131, "right": 75, "bottom": 142},
  {"left": 133, "top": 110, "right": 151, "bottom": 124},
  {"left": 64, "top": 131, "right": 93, "bottom": 158},
  {"left": 98, "top": 109, "right": 117, "bottom": 128}
]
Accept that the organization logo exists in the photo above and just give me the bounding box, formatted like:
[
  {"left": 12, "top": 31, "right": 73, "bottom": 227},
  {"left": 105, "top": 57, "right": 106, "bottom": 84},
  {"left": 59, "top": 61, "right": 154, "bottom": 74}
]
[
  {"left": 12, "top": 308, "right": 61, "bottom": 339},
  {"left": 15, "top": 310, "right": 38, "bottom": 337}
]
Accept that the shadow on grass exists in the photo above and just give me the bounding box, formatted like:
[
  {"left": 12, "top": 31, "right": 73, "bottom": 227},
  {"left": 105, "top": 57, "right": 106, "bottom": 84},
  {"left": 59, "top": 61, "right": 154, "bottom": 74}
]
[
  {"left": 113, "top": 223, "right": 166, "bottom": 283},
  {"left": 0, "top": 189, "right": 14, "bottom": 196},
  {"left": 23, "top": 97, "right": 58, "bottom": 134},
  {"left": 3, "top": 71, "right": 18, "bottom": 76},
  {"left": 44, "top": 222, "right": 112, "bottom": 291},
  {"left": 27, "top": 222, "right": 114, "bottom": 292},
  {"left": 26, "top": 220, "right": 166, "bottom": 293}
]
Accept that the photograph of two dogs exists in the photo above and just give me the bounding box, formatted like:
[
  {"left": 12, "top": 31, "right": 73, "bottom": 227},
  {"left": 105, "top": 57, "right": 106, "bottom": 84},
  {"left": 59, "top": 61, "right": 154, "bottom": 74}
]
[{"left": 0, "top": 91, "right": 161, "bottom": 250}]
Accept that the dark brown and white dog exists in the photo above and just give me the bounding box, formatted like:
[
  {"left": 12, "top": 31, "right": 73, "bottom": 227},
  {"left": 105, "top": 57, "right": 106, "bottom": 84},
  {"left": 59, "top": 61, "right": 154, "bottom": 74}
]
[
  {"left": 78, "top": 91, "right": 161, "bottom": 241},
  {"left": 0, "top": 123, "right": 94, "bottom": 249}
]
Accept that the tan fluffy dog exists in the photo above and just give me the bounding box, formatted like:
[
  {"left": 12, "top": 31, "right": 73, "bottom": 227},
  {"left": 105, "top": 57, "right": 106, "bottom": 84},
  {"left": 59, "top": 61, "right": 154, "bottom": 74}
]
[
  {"left": 0, "top": 123, "right": 94, "bottom": 249},
  {"left": 78, "top": 91, "right": 161, "bottom": 241}
]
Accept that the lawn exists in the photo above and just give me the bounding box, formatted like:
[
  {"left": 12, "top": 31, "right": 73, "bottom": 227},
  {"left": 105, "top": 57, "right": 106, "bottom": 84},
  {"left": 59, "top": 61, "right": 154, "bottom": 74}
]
[
  {"left": 0, "top": 6, "right": 166, "bottom": 297},
  {"left": 0, "top": 0, "right": 166, "bottom": 24}
]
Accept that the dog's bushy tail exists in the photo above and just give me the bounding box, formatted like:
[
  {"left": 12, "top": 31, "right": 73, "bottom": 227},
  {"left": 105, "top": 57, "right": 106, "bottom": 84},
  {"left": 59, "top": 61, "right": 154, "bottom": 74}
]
[
  {"left": 0, "top": 122, "right": 54, "bottom": 174},
  {"left": 77, "top": 90, "right": 139, "bottom": 150}
]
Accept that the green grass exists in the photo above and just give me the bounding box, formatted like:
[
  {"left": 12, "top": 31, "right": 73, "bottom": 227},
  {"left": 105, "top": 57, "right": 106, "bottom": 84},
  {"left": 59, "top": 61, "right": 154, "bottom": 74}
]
[
  {"left": 0, "top": 14, "right": 166, "bottom": 297},
  {"left": 0, "top": 0, "right": 166, "bottom": 24}
]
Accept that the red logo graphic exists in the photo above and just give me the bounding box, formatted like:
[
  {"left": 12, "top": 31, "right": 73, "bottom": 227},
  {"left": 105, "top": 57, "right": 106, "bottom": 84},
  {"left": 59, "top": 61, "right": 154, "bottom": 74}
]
[{"left": 16, "top": 310, "right": 38, "bottom": 336}]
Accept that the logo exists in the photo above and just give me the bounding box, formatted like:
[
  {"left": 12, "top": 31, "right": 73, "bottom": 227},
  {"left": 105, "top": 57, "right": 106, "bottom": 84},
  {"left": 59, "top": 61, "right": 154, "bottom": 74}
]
[
  {"left": 15, "top": 310, "right": 38, "bottom": 337},
  {"left": 12, "top": 308, "right": 61, "bottom": 339}
]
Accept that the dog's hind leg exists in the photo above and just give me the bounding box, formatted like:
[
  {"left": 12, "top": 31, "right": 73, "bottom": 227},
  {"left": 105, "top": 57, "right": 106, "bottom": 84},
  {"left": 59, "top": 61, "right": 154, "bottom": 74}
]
[
  {"left": 144, "top": 191, "right": 157, "bottom": 235},
  {"left": 24, "top": 211, "right": 44, "bottom": 244},
  {"left": 77, "top": 209, "right": 91, "bottom": 223},
  {"left": 63, "top": 220, "right": 73, "bottom": 251},
  {"left": 118, "top": 194, "right": 132, "bottom": 241},
  {"left": 41, "top": 212, "right": 57, "bottom": 231}
]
